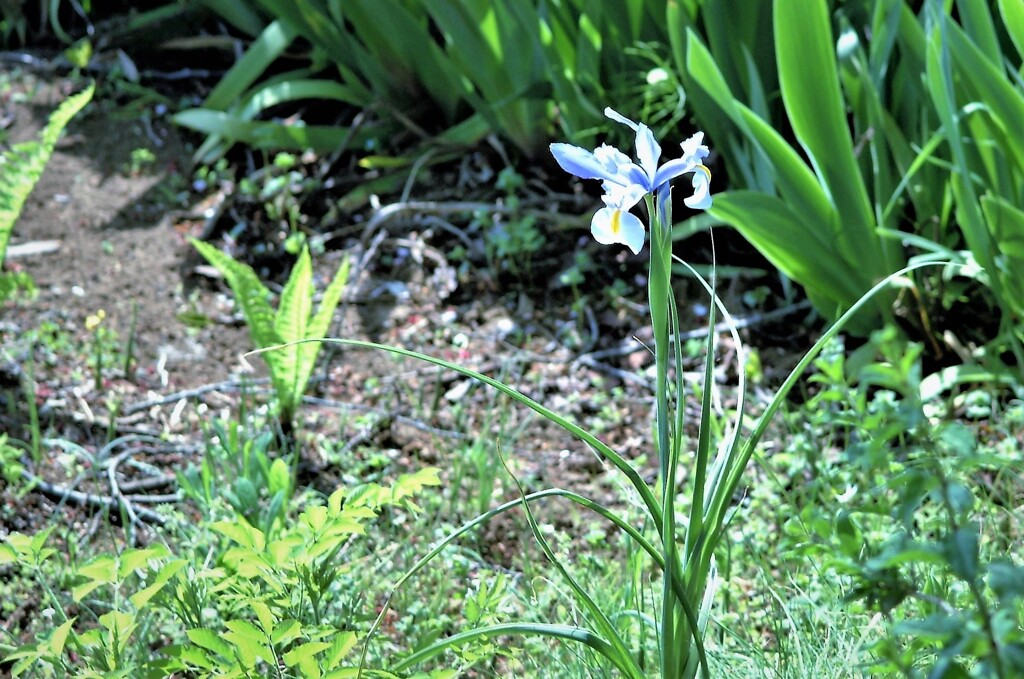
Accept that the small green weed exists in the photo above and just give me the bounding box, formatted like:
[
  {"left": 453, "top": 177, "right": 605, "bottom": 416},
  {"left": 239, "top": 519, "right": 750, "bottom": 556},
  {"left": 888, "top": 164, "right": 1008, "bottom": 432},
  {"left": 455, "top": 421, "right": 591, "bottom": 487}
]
[{"left": 191, "top": 239, "right": 349, "bottom": 434}]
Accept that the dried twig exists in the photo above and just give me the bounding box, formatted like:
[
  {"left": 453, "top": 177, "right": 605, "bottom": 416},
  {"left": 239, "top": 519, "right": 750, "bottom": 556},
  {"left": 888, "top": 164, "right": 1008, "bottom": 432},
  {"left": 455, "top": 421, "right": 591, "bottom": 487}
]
[
  {"left": 122, "top": 377, "right": 273, "bottom": 415},
  {"left": 21, "top": 470, "right": 169, "bottom": 526}
]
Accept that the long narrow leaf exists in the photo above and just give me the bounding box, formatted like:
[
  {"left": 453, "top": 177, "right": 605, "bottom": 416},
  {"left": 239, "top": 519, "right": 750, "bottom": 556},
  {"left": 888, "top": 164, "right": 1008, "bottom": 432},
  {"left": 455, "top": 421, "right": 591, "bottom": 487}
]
[
  {"left": 774, "top": 0, "right": 891, "bottom": 278},
  {"left": 502, "top": 457, "right": 642, "bottom": 678},
  {"left": 203, "top": 20, "right": 296, "bottom": 111},
  {"left": 173, "top": 110, "right": 375, "bottom": 154},
  {"left": 389, "top": 623, "right": 627, "bottom": 675},
  {"left": 704, "top": 261, "right": 952, "bottom": 553}
]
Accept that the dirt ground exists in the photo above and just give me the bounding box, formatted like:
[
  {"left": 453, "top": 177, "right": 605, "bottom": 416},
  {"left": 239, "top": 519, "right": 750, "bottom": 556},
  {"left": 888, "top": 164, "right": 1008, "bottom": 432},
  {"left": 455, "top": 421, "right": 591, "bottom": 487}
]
[{"left": 0, "top": 72, "right": 810, "bottom": 563}]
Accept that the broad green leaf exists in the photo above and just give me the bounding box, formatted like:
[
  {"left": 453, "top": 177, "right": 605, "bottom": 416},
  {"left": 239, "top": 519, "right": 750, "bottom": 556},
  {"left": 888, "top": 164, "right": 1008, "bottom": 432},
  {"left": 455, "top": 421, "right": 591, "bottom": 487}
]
[
  {"left": 47, "top": 618, "right": 75, "bottom": 656},
  {"left": 391, "top": 467, "right": 442, "bottom": 504},
  {"left": 237, "top": 78, "right": 364, "bottom": 117},
  {"left": 224, "top": 619, "right": 272, "bottom": 666},
  {"left": 687, "top": 30, "right": 834, "bottom": 232},
  {"left": 252, "top": 0, "right": 365, "bottom": 81},
  {"left": 252, "top": 601, "right": 275, "bottom": 635},
  {"left": 99, "top": 610, "right": 138, "bottom": 653},
  {"left": 225, "top": 618, "right": 266, "bottom": 642},
  {"left": 982, "top": 194, "right": 1024, "bottom": 260},
  {"left": 187, "top": 628, "right": 234, "bottom": 659},
  {"left": 268, "top": 457, "right": 292, "bottom": 497},
  {"left": 945, "top": 17, "right": 1024, "bottom": 169},
  {"left": 173, "top": 644, "right": 217, "bottom": 670},
  {"left": 211, "top": 519, "right": 267, "bottom": 551},
  {"left": 999, "top": 0, "right": 1024, "bottom": 62},
  {"left": 284, "top": 642, "right": 330, "bottom": 678},
  {"left": 196, "top": 0, "right": 266, "bottom": 36},
  {"left": 324, "top": 631, "right": 358, "bottom": 668},
  {"left": 925, "top": 17, "right": 1005, "bottom": 309},
  {"left": 957, "top": 0, "right": 1002, "bottom": 64},
  {"left": 710, "top": 191, "right": 864, "bottom": 313},
  {"left": 774, "top": 0, "right": 888, "bottom": 278},
  {"left": 117, "top": 545, "right": 168, "bottom": 580},
  {"left": 270, "top": 619, "right": 302, "bottom": 646},
  {"left": 28, "top": 526, "right": 55, "bottom": 555},
  {"left": 75, "top": 555, "right": 117, "bottom": 599},
  {"left": 174, "top": 110, "right": 374, "bottom": 154},
  {"left": 338, "top": 0, "right": 461, "bottom": 118},
  {"left": 0, "top": 542, "right": 17, "bottom": 565},
  {"left": 893, "top": 614, "right": 969, "bottom": 641},
  {"left": 130, "top": 559, "right": 188, "bottom": 609}
]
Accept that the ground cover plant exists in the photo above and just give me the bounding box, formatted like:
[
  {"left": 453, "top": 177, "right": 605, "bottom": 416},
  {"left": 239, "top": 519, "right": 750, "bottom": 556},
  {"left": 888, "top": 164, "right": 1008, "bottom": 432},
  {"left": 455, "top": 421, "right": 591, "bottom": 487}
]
[{"left": 0, "top": 1, "right": 1023, "bottom": 678}]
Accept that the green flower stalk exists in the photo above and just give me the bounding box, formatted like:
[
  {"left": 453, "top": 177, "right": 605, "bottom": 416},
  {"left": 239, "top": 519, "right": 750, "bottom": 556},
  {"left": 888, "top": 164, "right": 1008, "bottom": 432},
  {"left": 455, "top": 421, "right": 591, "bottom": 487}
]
[{"left": 551, "top": 108, "right": 714, "bottom": 678}]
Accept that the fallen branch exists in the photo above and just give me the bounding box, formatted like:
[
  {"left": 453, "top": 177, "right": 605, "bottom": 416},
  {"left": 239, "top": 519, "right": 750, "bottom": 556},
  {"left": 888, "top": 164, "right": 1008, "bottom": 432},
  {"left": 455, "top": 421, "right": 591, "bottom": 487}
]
[
  {"left": 21, "top": 470, "right": 170, "bottom": 526},
  {"left": 5, "top": 239, "right": 61, "bottom": 258},
  {"left": 122, "top": 377, "right": 273, "bottom": 415}
]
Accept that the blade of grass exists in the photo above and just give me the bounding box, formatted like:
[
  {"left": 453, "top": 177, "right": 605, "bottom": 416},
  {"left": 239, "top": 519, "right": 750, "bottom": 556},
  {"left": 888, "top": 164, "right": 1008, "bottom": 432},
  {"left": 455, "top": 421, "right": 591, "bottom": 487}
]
[
  {"left": 499, "top": 452, "right": 643, "bottom": 678},
  {"left": 389, "top": 622, "right": 627, "bottom": 675}
]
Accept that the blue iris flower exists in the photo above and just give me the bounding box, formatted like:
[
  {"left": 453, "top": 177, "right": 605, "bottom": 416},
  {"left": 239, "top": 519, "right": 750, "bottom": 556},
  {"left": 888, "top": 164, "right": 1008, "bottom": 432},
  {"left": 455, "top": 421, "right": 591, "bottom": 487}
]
[{"left": 550, "top": 108, "right": 711, "bottom": 254}]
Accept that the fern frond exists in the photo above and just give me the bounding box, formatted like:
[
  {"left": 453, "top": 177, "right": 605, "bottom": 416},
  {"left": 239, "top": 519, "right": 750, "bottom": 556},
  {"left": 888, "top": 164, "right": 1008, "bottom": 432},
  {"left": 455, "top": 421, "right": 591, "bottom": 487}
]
[
  {"left": 190, "top": 240, "right": 348, "bottom": 427},
  {"left": 191, "top": 238, "right": 279, "bottom": 349},
  {"left": 0, "top": 84, "right": 94, "bottom": 267},
  {"left": 293, "top": 254, "right": 349, "bottom": 408},
  {"left": 274, "top": 246, "right": 314, "bottom": 417}
]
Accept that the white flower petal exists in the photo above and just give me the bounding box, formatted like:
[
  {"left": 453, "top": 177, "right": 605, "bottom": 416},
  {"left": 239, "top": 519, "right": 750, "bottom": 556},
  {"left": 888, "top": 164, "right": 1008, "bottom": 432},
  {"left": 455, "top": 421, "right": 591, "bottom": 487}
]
[
  {"left": 604, "top": 107, "right": 639, "bottom": 131},
  {"left": 634, "top": 124, "right": 661, "bottom": 187},
  {"left": 591, "top": 207, "right": 645, "bottom": 254},
  {"left": 684, "top": 166, "right": 712, "bottom": 210},
  {"left": 593, "top": 143, "right": 632, "bottom": 174},
  {"left": 680, "top": 132, "right": 710, "bottom": 166},
  {"left": 602, "top": 181, "right": 647, "bottom": 211}
]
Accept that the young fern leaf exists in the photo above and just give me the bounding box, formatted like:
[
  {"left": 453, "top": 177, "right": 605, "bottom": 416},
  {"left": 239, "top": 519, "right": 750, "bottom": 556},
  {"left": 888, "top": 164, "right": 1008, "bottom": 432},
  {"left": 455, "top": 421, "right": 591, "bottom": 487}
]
[
  {"left": 190, "top": 239, "right": 349, "bottom": 426},
  {"left": 275, "top": 247, "right": 314, "bottom": 412},
  {"left": 293, "top": 254, "right": 349, "bottom": 413},
  {"left": 190, "top": 239, "right": 278, "bottom": 347},
  {"left": 0, "top": 83, "right": 94, "bottom": 298}
]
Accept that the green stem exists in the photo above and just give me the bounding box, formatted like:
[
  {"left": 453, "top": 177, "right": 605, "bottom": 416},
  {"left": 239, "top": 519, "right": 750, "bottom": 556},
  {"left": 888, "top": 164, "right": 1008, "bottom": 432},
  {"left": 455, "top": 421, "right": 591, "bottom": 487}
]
[
  {"left": 93, "top": 333, "right": 103, "bottom": 392},
  {"left": 647, "top": 195, "right": 682, "bottom": 678}
]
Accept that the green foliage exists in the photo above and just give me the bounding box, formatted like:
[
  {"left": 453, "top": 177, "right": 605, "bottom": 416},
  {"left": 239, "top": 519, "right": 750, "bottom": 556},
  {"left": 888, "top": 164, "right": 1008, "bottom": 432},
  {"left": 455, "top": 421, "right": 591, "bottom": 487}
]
[
  {"left": 679, "top": 1, "right": 1024, "bottom": 349},
  {"left": 191, "top": 239, "right": 349, "bottom": 428},
  {"left": 480, "top": 167, "right": 546, "bottom": 276},
  {"left": 0, "top": 433, "right": 26, "bottom": 487},
  {"left": 176, "top": 0, "right": 679, "bottom": 161},
  {"left": 683, "top": 4, "right": 898, "bottom": 330},
  {"left": 179, "top": 417, "right": 294, "bottom": 536},
  {"left": 0, "top": 83, "right": 93, "bottom": 300},
  {"left": 1, "top": 469, "right": 441, "bottom": 677},
  {"left": 921, "top": 1, "right": 1024, "bottom": 354},
  {"left": 779, "top": 331, "right": 1024, "bottom": 677}
]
